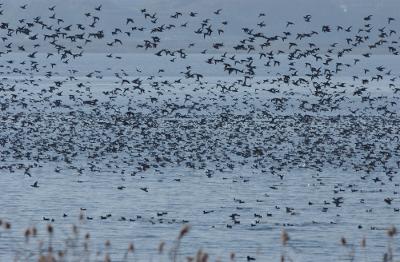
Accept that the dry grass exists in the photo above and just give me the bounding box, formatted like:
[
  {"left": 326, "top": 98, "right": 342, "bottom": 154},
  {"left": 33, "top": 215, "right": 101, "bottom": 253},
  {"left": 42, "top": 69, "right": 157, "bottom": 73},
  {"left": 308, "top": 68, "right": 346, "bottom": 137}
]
[{"left": 0, "top": 217, "right": 398, "bottom": 261}]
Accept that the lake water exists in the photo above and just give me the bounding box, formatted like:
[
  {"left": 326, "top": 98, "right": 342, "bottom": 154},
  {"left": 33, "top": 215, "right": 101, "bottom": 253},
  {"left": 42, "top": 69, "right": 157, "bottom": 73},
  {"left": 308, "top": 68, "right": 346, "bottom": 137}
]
[{"left": 1, "top": 54, "right": 400, "bottom": 262}]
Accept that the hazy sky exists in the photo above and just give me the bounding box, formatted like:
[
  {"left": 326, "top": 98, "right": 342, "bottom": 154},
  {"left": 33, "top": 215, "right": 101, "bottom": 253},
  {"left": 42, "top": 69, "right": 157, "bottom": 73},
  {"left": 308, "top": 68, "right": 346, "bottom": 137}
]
[
  {"left": 4, "top": 0, "right": 398, "bottom": 22},
  {"left": 2, "top": 0, "right": 400, "bottom": 53}
]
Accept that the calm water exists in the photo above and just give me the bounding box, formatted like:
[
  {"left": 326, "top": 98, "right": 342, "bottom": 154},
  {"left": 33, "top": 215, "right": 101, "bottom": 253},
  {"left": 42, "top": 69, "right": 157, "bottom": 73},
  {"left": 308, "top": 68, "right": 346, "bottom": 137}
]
[{"left": 1, "top": 55, "right": 400, "bottom": 262}]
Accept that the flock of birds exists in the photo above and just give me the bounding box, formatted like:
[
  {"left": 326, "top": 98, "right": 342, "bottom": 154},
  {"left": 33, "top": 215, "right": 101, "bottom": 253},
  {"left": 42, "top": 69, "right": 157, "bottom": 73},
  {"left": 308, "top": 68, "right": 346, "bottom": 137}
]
[{"left": 0, "top": 2, "right": 400, "bottom": 260}]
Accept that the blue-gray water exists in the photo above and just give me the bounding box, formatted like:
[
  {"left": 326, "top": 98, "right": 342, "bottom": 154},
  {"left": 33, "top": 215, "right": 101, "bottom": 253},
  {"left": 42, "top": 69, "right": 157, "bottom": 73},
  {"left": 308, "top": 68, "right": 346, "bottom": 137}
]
[
  {"left": 1, "top": 54, "right": 400, "bottom": 262},
  {"left": 1, "top": 0, "right": 400, "bottom": 260}
]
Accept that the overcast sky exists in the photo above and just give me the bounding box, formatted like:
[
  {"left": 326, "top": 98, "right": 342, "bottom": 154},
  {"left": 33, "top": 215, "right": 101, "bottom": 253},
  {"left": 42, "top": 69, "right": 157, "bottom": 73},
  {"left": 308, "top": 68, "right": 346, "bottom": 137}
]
[{"left": 1, "top": 0, "right": 400, "bottom": 53}]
